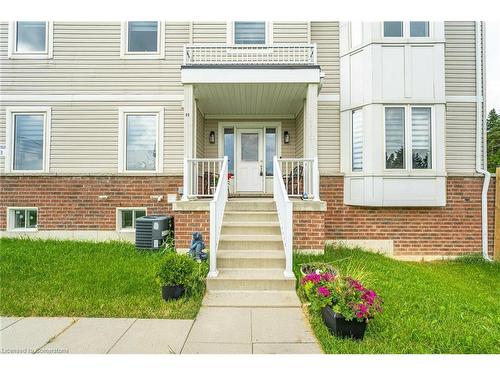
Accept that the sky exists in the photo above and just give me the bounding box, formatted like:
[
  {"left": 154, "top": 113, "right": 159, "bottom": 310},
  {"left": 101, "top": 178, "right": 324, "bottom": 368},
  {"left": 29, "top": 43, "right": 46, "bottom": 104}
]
[{"left": 486, "top": 22, "right": 500, "bottom": 112}]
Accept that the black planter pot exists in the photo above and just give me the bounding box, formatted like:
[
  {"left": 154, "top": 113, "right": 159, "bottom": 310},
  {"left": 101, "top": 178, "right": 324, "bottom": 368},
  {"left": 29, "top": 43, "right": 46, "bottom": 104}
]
[
  {"left": 322, "top": 306, "right": 367, "bottom": 340},
  {"left": 162, "top": 285, "right": 185, "bottom": 301}
]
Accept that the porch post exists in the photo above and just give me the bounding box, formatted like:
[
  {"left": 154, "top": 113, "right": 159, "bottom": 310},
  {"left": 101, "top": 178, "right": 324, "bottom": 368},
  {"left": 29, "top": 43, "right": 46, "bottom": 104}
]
[
  {"left": 305, "top": 83, "right": 320, "bottom": 200},
  {"left": 182, "top": 84, "right": 194, "bottom": 200}
]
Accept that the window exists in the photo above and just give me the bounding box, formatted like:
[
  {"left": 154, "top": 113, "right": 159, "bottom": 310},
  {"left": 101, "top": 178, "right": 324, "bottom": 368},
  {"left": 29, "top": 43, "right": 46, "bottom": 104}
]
[
  {"left": 352, "top": 110, "right": 363, "bottom": 171},
  {"left": 383, "top": 21, "right": 403, "bottom": 37},
  {"left": 241, "top": 133, "right": 259, "bottom": 161},
  {"left": 9, "top": 22, "right": 52, "bottom": 59},
  {"left": 265, "top": 128, "right": 277, "bottom": 176},
  {"left": 223, "top": 128, "right": 235, "bottom": 174},
  {"left": 8, "top": 208, "right": 38, "bottom": 231},
  {"left": 234, "top": 22, "right": 266, "bottom": 44},
  {"left": 118, "top": 108, "right": 163, "bottom": 173},
  {"left": 121, "top": 22, "right": 164, "bottom": 59},
  {"left": 6, "top": 107, "right": 50, "bottom": 173},
  {"left": 385, "top": 107, "right": 405, "bottom": 169},
  {"left": 117, "top": 208, "right": 147, "bottom": 231},
  {"left": 411, "top": 107, "right": 432, "bottom": 169},
  {"left": 410, "top": 22, "right": 429, "bottom": 37}
]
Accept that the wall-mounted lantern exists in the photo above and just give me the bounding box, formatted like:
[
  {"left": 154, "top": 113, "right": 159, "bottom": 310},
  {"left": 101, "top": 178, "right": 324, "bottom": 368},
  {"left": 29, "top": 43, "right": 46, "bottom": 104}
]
[
  {"left": 209, "top": 131, "right": 216, "bottom": 144},
  {"left": 283, "top": 131, "right": 290, "bottom": 144}
]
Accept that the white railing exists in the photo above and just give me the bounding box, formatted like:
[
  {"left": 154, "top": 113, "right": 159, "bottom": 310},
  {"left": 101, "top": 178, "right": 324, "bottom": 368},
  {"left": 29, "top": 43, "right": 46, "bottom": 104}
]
[
  {"left": 208, "top": 156, "right": 229, "bottom": 278},
  {"left": 273, "top": 156, "right": 294, "bottom": 279},
  {"left": 184, "top": 43, "right": 317, "bottom": 66},
  {"left": 183, "top": 158, "right": 224, "bottom": 199},
  {"left": 278, "top": 157, "right": 320, "bottom": 200}
]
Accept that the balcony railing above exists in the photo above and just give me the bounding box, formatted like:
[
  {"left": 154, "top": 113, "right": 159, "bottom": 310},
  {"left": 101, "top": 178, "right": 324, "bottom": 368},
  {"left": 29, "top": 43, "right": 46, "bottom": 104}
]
[{"left": 183, "top": 43, "right": 317, "bottom": 66}]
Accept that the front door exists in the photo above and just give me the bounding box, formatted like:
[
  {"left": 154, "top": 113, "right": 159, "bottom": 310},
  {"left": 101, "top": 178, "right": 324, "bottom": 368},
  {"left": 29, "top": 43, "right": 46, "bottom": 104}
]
[{"left": 236, "top": 129, "right": 264, "bottom": 192}]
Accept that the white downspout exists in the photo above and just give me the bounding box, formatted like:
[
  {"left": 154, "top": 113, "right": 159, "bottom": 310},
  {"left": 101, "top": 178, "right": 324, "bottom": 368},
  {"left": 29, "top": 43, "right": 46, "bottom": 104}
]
[{"left": 475, "top": 21, "right": 492, "bottom": 261}]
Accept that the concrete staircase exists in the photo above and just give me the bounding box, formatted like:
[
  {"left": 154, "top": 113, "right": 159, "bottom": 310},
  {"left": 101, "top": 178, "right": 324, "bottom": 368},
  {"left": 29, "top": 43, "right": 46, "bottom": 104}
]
[{"left": 205, "top": 199, "right": 300, "bottom": 308}]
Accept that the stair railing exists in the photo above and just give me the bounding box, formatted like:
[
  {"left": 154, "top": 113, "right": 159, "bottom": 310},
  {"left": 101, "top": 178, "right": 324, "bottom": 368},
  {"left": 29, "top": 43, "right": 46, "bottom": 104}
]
[
  {"left": 208, "top": 156, "right": 229, "bottom": 277},
  {"left": 273, "top": 156, "right": 294, "bottom": 278}
]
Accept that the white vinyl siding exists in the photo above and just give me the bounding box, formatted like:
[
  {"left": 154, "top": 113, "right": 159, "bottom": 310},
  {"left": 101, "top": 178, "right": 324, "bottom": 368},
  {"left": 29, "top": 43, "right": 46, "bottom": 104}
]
[
  {"left": 273, "top": 22, "right": 308, "bottom": 43},
  {"left": 1, "top": 22, "right": 189, "bottom": 94},
  {"left": 411, "top": 107, "right": 432, "bottom": 169},
  {"left": 446, "top": 102, "right": 477, "bottom": 174},
  {"left": 192, "top": 22, "right": 227, "bottom": 43},
  {"left": 311, "top": 22, "right": 339, "bottom": 94},
  {"left": 351, "top": 109, "right": 363, "bottom": 171},
  {"left": 318, "top": 101, "right": 340, "bottom": 175},
  {"left": 295, "top": 109, "right": 304, "bottom": 158}
]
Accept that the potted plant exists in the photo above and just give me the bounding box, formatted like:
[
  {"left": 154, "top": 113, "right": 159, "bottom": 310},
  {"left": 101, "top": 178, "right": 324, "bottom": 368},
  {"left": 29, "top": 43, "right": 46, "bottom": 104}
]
[
  {"left": 301, "top": 273, "right": 383, "bottom": 340},
  {"left": 156, "top": 252, "right": 196, "bottom": 301}
]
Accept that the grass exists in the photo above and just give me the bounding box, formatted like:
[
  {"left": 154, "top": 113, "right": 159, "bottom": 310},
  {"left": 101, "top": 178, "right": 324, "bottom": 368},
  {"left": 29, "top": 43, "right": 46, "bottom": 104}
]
[
  {"left": 294, "top": 246, "right": 500, "bottom": 354},
  {"left": 0, "top": 238, "right": 205, "bottom": 319}
]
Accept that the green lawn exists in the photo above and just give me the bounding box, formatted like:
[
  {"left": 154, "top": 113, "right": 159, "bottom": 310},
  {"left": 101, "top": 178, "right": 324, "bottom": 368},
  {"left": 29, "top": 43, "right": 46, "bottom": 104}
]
[
  {"left": 294, "top": 246, "right": 500, "bottom": 354},
  {"left": 0, "top": 238, "right": 204, "bottom": 319}
]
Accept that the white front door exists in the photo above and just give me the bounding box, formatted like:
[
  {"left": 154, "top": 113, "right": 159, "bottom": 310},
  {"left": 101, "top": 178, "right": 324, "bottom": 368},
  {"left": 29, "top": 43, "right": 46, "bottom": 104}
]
[{"left": 236, "top": 128, "right": 264, "bottom": 192}]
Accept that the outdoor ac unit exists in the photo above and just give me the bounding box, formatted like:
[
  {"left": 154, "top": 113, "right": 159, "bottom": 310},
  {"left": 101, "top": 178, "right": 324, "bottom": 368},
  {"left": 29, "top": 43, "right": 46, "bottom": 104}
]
[{"left": 135, "top": 215, "right": 173, "bottom": 250}]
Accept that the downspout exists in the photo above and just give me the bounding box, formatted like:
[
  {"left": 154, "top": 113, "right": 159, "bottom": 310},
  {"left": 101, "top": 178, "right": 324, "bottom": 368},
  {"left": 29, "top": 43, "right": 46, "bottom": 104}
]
[{"left": 475, "top": 21, "right": 492, "bottom": 261}]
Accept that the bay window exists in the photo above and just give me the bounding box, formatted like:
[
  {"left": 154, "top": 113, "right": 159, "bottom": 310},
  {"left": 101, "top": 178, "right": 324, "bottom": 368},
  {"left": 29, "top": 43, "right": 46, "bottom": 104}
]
[
  {"left": 411, "top": 107, "right": 432, "bottom": 169},
  {"left": 385, "top": 107, "right": 405, "bottom": 169},
  {"left": 351, "top": 110, "right": 363, "bottom": 171}
]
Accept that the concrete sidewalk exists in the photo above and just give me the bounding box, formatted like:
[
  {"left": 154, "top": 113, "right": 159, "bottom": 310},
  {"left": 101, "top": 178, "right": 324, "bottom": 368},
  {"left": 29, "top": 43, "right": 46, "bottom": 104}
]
[{"left": 0, "top": 309, "right": 322, "bottom": 354}]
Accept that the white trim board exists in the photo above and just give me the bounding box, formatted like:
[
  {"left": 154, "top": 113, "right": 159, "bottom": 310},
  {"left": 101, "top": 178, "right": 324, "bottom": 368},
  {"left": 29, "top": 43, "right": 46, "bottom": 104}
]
[{"left": 1, "top": 94, "right": 184, "bottom": 102}]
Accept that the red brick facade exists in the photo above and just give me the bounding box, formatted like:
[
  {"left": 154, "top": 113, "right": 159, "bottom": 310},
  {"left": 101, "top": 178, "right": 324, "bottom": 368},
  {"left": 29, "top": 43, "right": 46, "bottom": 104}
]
[
  {"left": 293, "top": 211, "right": 325, "bottom": 251},
  {"left": 320, "top": 176, "right": 496, "bottom": 256},
  {"left": 0, "top": 175, "right": 495, "bottom": 256}
]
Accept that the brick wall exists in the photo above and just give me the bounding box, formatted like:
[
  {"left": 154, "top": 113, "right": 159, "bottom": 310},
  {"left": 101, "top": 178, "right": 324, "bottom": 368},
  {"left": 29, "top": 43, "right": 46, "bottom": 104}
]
[
  {"left": 173, "top": 211, "right": 210, "bottom": 250},
  {"left": 321, "top": 176, "right": 496, "bottom": 256},
  {"left": 293, "top": 211, "right": 325, "bottom": 252}
]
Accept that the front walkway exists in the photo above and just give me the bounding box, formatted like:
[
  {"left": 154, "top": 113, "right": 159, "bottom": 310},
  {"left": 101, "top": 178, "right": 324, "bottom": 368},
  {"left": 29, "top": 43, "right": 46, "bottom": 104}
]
[{"left": 0, "top": 310, "right": 321, "bottom": 354}]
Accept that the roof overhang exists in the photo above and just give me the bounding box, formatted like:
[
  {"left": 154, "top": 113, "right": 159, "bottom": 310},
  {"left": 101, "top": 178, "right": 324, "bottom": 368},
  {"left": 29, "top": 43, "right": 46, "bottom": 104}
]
[{"left": 181, "top": 65, "right": 321, "bottom": 84}]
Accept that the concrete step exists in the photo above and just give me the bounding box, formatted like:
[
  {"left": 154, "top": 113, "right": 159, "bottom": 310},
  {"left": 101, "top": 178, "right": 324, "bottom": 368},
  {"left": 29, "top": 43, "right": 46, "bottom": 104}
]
[
  {"left": 203, "top": 290, "right": 301, "bottom": 307},
  {"left": 226, "top": 200, "right": 276, "bottom": 212},
  {"left": 221, "top": 223, "right": 281, "bottom": 235},
  {"left": 206, "top": 268, "right": 296, "bottom": 291},
  {"left": 217, "top": 250, "right": 285, "bottom": 268},
  {"left": 223, "top": 211, "right": 278, "bottom": 223},
  {"left": 218, "top": 236, "right": 284, "bottom": 251}
]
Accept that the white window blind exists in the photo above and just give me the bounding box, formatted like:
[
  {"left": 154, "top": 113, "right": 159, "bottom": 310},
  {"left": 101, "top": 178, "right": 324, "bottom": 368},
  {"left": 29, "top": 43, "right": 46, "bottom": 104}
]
[
  {"left": 13, "top": 114, "right": 44, "bottom": 171},
  {"left": 385, "top": 107, "right": 405, "bottom": 169},
  {"left": 126, "top": 114, "right": 157, "bottom": 171},
  {"left": 411, "top": 107, "right": 432, "bottom": 169},
  {"left": 352, "top": 110, "right": 363, "bottom": 171},
  {"left": 234, "top": 22, "right": 266, "bottom": 44}
]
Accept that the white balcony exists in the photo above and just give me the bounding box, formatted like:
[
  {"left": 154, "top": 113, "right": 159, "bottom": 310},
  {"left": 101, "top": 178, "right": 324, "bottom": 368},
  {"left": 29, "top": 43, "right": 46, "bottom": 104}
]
[{"left": 183, "top": 43, "right": 317, "bottom": 66}]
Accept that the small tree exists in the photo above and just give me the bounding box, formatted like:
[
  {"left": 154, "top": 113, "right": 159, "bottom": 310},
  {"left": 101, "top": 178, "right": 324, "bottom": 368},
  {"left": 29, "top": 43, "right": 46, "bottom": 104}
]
[{"left": 487, "top": 108, "right": 500, "bottom": 173}]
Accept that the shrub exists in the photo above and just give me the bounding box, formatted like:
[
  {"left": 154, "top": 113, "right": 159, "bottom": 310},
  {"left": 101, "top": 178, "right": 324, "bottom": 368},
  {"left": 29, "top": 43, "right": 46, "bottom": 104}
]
[{"left": 155, "top": 253, "right": 196, "bottom": 288}]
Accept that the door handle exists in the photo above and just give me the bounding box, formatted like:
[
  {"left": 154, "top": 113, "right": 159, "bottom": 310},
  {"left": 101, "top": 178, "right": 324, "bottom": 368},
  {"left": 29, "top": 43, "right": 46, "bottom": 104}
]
[{"left": 259, "top": 165, "right": 263, "bottom": 176}]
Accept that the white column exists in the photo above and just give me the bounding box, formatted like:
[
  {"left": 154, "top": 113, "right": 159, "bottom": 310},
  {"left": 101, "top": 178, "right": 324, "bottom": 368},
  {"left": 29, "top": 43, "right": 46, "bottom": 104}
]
[
  {"left": 182, "top": 84, "right": 194, "bottom": 200},
  {"left": 304, "top": 83, "right": 319, "bottom": 200}
]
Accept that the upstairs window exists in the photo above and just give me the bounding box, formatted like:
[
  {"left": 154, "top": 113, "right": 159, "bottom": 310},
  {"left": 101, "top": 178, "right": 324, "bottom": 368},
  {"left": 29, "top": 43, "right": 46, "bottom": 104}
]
[
  {"left": 352, "top": 110, "right": 363, "bottom": 172},
  {"left": 121, "top": 22, "right": 164, "bottom": 59},
  {"left": 234, "top": 22, "right": 266, "bottom": 44},
  {"left": 383, "top": 21, "right": 403, "bottom": 37},
  {"left": 410, "top": 22, "right": 430, "bottom": 37},
  {"left": 385, "top": 107, "right": 405, "bottom": 169},
  {"left": 9, "top": 22, "right": 52, "bottom": 59}
]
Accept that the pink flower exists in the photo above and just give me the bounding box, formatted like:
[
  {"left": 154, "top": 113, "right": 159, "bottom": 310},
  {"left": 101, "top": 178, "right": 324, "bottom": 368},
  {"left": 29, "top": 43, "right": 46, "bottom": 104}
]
[
  {"left": 356, "top": 312, "right": 364, "bottom": 319},
  {"left": 321, "top": 273, "right": 335, "bottom": 282},
  {"left": 301, "top": 273, "right": 321, "bottom": 284},
  {"left": 317, "top": 286, "right": 331, "bottom": 297}
]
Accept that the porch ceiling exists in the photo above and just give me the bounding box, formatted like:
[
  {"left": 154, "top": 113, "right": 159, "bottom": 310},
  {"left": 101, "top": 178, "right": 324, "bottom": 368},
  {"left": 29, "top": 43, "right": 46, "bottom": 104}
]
[{"left": 194, "top": 83, "right": 307, "bottom": 118}]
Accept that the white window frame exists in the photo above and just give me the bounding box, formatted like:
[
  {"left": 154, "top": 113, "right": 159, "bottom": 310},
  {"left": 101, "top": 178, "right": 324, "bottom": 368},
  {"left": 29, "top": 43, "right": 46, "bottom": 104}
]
[
  {"left": 116, "top": 207, "right": 148, "bottom": 232},
  {"left": 383, "top": 105, "right": 435, "bottom": 173},
  {"left": 382, "top": 21, "right": 432, "bottom": 39},
  {"left": 7, "top": 207, "right": 38, "bottom": 232},
  {"left": 5, "top": 107, "right": 51, "bottom": 173},
  {"left": 120, "top": 21, "right": 165, "bottom": 59},
  {"left": 8, "top": 21, "right": 53, "bottom": 59},
  {"left": 118, "top": 107, "right": 164, "bottom": 174},
  {"left": 227, "top": 21, "right": 273, "bottom": 45}
]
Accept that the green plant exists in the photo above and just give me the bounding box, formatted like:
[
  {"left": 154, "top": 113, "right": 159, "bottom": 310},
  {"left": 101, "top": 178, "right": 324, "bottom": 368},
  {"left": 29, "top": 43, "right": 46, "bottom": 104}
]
[{"left": 156, "top": 253, "right": 196, "bottom": 288}]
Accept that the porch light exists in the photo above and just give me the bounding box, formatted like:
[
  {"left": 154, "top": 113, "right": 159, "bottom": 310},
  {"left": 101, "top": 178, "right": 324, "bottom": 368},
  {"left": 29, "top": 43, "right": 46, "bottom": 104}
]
[
  {"left": 209, "top": 131, "right": 216, "bottom": 144},
  {"left": 283, "top": 131, "right": 290, "bottom": 144}
]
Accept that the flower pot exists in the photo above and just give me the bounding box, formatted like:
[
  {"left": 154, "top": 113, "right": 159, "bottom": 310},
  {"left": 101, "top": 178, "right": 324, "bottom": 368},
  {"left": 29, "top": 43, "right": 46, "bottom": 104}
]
[
  {"left": 300, "top": 263, "right": 337, "bottom": 277},
  {"left": 161, "top": 285, "right": 185, "bottom": 301},
  {"left": 322, "top": 306, "right": 367, "bottom": 340}
]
